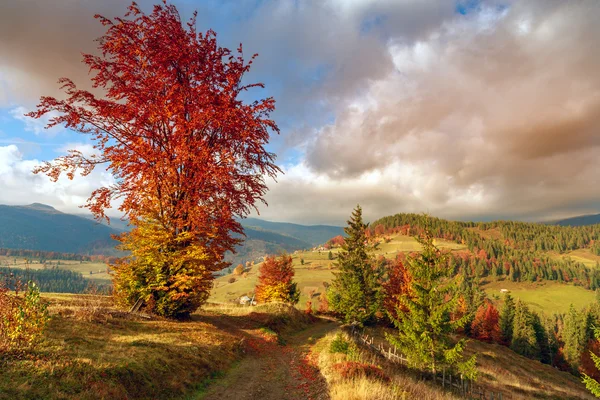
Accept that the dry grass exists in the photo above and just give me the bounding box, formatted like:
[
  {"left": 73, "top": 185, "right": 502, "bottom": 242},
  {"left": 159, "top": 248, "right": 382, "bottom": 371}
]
[
  {"left": 314, "top": 332, "right": 459, "bottom": 400},
  {"left": 363, "top": 325, "right": 594, "bottom": 400},
  {"left": 1, "top": 295, "right": 313, "bottom": 399}
]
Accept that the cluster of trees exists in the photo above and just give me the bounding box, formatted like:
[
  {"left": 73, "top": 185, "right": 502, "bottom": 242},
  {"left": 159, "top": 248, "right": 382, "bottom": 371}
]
[
  {"left": 0, "top": 248, "right": 93, "bottom": 262},
  {"left": 325, "top": 206, "right": 476, "bottom": 377},
  {"left": 369, "top": 213, "right": 600, "bottom": 290},
  {"left": 0, "top": 267, "right": 110, "bottom": 294}
]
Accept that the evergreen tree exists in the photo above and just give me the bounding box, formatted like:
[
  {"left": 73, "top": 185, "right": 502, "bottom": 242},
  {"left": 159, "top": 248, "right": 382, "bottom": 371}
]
[
  {"left": 386, "top": 230, "right": 475, "bottom": 377},
  {"left": 499, "top": 293, "right": 516, "bottom": 344},
  {"left": 328, "top": 205, "right": 383, "bottom": 325},
  {"left": 532, "top": 312, "right": 551, "bottom": 364},
  {"left": 563, "top": 304, "right": 588, "bottom": 370},
  {"left": 511, "top": 300, "right": 539, "bottom": 359}
]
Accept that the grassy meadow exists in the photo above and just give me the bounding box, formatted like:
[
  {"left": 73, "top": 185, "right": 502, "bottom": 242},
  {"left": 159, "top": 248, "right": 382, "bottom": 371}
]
[
  {"left": 482, "top": 279, "right": 596, "bottom": 314},
  {"left": 212, "top": 232, "right": 600, "bottom": 316},
  {"left": 0, "top": 255, "right": 110, "bottom": 282}
]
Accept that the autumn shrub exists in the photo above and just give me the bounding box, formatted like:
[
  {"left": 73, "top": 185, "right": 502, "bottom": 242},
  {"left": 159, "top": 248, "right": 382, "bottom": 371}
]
[
  {"left": 0, "top": 279, "right": 50, "bottom": 352},
  {"left": 112, "top": 220, "right": 216, "bottom": 319},
  {"left": 333, "top": 361, "right": 390, "bottom": 383}
]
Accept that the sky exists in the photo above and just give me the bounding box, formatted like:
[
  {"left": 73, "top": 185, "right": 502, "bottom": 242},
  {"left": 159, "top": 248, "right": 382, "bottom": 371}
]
[{"left": 0, "top": 0, "right": 599, "bottom": 226}]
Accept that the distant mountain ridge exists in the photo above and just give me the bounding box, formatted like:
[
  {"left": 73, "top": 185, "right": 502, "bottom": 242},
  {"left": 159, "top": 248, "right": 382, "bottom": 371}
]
[
  {"left": 0, "top": 204, "right": 343, "bottom": 265},
  {"left": 240, "top": 217, "right": 343, "bottom": 247},
  {"left": 0, "top": 203, "right": 120, "bottom": 254},
  {"left": 550, "top": 213, "right": 600, "bottom": 227}
]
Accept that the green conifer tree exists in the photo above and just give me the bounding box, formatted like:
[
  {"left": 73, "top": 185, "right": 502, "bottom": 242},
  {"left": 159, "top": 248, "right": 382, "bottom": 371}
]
[
  {"left": 328, "top": 205, "right": 382, "bottom": 325},
  {"left": 563, "top": 304, "right": 588, "bottom": 370},
  {"left": 386, "top": 230, "right": 476, "bottom": 378},
  {"left": 510, "top": 300, "right": 539, "bottom": 359},
  {"left": 499, "top": 293, "right": 515, "bottom": 344}
]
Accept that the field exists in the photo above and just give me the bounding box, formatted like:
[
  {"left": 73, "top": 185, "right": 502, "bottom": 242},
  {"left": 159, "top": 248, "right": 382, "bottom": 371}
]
[
  {"left": 213, "top": 232, "right": 598, "bottom": 316},
  {"left": 0, "top": 255, "right": 110, "bottom": 282},
  {"left": 549, "top": 248, "right": 600, "bottom": 268},
  {"left": 481, "top": 280, "right": 596, "bottom": 314}
]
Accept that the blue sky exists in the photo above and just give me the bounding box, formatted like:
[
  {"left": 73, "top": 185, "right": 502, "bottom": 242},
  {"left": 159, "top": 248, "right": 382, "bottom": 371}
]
[{"left": 1, "top": 0, "right": 599, "bottom": 225}]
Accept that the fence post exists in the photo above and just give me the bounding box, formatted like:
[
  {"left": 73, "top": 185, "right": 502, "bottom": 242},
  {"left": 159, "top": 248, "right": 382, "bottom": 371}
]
[{"left": 442, "top": 367, "right": 446, "bottom": 389}]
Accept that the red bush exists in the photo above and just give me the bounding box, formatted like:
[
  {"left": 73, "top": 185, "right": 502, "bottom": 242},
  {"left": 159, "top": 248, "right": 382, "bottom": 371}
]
[{"left": 332, "top": 361, "right": 390, "bottom": 382}]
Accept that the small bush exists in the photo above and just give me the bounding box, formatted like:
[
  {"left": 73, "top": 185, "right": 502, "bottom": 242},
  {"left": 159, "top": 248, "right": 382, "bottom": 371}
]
[
  {"left": 228, "top": 277, "right": 236, "bottom": 284},
  {"left": 333, "top": 361, "right": 390, "bottom": 383},
  {"left": 0, "top": 279, "right": 50, "bottom": 352},
  {"left": 330, "top": 332, "right": 350, "bottom": 354}
]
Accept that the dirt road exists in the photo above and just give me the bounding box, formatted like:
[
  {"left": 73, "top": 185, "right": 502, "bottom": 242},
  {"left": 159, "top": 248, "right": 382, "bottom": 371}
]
[{"left": 199, "top": 319, "right": 337, "bottom": 400}]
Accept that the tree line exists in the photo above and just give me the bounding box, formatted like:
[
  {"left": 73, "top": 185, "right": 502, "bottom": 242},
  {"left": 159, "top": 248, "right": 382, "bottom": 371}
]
[{"left": 0, "top": 267, "right": 110, "bottom": 294}]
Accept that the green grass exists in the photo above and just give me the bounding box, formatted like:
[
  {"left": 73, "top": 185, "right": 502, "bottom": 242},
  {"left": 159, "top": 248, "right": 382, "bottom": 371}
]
[
  {"left": 549, "top": 248, "right": 600, "bottom": 269},
  {"left": 482, "top": 280, "right": 596, "bottom": 315},
  {"left": 211, "top": 234, "right": 467, "bottom": 308}
]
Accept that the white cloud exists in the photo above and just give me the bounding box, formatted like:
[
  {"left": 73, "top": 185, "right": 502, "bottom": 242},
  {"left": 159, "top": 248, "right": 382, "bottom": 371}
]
[
  {"left": 9, "top": 106, "right": 63, "bottom": 136},
  {"left": 0, "top": 144, "right": 118, "bottom": 217}
]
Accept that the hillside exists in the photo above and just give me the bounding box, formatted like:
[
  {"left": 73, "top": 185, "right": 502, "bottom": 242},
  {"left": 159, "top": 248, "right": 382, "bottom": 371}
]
[
  {"left": 240, "top": 217, "right": 343, "bottom": 247},
  {"left": 0, "top": 204, "right": 119, "bottom": 255},
  {"left": 0, "top": 204, "right": 337, "bottom": 268}
]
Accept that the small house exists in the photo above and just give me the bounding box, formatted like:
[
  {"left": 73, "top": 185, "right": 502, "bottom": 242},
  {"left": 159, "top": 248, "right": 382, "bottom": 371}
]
[{"left": 500, "top": 289, "right": 510, "bottom": 293}]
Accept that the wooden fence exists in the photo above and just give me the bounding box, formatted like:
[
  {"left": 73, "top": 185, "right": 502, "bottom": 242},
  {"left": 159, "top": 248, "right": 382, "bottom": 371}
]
[{"left": 347, "top": 325, "right": 510, "bottom": 400}]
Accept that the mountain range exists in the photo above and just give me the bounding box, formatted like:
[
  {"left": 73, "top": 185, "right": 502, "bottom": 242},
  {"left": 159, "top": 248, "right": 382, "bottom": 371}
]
[{"left": 0, "top": 204, "right": 343, "bottom": 265}]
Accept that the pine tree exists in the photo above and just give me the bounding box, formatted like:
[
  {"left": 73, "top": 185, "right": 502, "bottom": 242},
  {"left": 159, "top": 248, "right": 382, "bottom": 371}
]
[
  {"left": 510, "top": 300, "right": 539, "bottom": 359},
  {"left": 563, "top": 304, "right": 588, "bottom": 370},
  {"left": 328, "top": 205, "right": 383, "bottom": 325},
  {"left": 499, "top": 293, "right": 516, "bottom": 344},
  {"left": 532, "top": 312, "right": 551, "bottom": 364},
  {"left": 386, "top": 230, "right": 475, "bottom": 377}
]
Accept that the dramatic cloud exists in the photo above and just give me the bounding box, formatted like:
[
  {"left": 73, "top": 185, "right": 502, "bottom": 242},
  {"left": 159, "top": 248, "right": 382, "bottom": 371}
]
[
  {"left": 1, "top": 0, "right": 600, "bottom": 224},
  {"left": 0, "top": 144, "right": 117, "bottom": 215}
]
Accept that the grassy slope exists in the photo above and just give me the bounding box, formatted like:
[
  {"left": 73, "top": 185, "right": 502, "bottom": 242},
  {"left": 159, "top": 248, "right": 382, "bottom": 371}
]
[
  {"left": 361, "top": 325, "right": 593, "bottom": 400},
  {"left": 212, "top": 232, "right": 598, "bottom": 317},
  {"left": 481, "top": 280, "right": 595, "bottom": 314},
  {"left": 0, "top": 295, "right": 311, "bottom": 400}
]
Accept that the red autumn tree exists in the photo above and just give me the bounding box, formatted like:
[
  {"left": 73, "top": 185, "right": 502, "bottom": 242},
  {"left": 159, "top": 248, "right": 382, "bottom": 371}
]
[
  {"left": 471, "top": 301, "right": 502, "bottom": 343},
  {"left": 382, "top": 254, "right": 411, "bottom": 322},
  {"left": 254, "top": 255, "right": 299, "bottom": 304},
  {"left": 28, "top": 2, "right": 279, "bottom": 318}
]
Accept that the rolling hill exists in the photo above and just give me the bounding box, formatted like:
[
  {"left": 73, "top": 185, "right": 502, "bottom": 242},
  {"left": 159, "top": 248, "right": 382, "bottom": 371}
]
[
  {"left": 0, "top": 203, "right": 120, "bottom": 254},
  {"left": 240, "top": 217, "right": 344, "bottom": 247},
  {"left": 0, "top": 204, "right": 341, "bottom": 269}
]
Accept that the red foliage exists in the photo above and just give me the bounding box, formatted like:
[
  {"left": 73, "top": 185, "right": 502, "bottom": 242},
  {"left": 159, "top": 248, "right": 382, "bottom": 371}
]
[
  {"left": 317, "top": 292, "right": 329, "bottom": 313},
  {"left": 374, "top": 224, "right": 386, "bottom": 236},
  {"left": 28, "top": 2, "right": 279, "bottom": 271},
  {"left": 470, "top": 301, "right": 501, "bottom": 343},
  {"left": 305, "top": 300, "right": 313, "bottom": 315},
  {"left": 580, "top": 339, "right": 600, "bottom": 380},
  {"left": 382, "top": 254, "right": 411, "bottom": 321},
  {"left": 254, "top": 255, "right": 298, "bottom": 303},
  {"left": 328, "top": 235, "right": 346, "bottom": 247},
  {"left": 332, "top": 361, "right": 390, "bottom": 382}
]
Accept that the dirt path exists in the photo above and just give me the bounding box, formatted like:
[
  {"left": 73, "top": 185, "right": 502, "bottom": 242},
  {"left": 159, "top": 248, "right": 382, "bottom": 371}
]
[{"left": 199, "top": 319, "right": 337, "bottom": 400}]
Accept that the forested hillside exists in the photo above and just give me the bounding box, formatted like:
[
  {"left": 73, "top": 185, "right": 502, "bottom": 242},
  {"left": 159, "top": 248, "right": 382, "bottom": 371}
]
[{"left": 370, "top": 213, "right": 600, "bottom": 290}]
